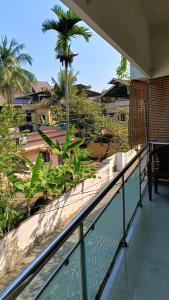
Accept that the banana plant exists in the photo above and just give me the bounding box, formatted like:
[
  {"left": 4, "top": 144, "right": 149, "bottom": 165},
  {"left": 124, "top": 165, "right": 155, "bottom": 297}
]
[
  {"left": 38, "top": 125, "right": 83, "bottom": 161},
  {"left": 67, "top": 147, "right": 96, "bottom": 184},
  {"left": 38, "top": 126, "right": 96, "bottom": 184},
  {"left": 9, "top": 154, "right": 53, "bottom": 216}
]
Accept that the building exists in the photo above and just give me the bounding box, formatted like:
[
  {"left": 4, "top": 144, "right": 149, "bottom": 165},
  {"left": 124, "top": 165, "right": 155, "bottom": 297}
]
[
  {"left": 23, "top": 129, "right": 67, "bottom": 165},
  {"left": 0, "top": 81, "right": 54, "bottom": 131},
  {"left": 14, "top": 81, "right": 54, "bottom": 130},
  {"left": 2, "top": 1, "right": 169, "bottom": 299},
  {"left": 101, "top": 78, "right": 129, "bottom": 125},
  {"left": 75, "top": 83, "right": 101, "bottom": 100}
]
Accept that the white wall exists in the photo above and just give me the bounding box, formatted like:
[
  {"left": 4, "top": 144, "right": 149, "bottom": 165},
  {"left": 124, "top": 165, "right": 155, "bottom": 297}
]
[{"left": 63, "top": 0, "right": 169, "bottom": 79}]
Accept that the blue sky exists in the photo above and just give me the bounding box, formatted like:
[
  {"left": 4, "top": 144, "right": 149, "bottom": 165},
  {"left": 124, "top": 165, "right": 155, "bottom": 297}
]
[{"left": 0, "top": 0, "right": 121, "bottom": 92}]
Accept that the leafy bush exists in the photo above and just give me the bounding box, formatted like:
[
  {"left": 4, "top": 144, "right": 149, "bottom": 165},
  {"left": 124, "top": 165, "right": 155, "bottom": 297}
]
[
  {"left": 0, "top": 106, "right": 26, "bottom": 177},
  {"left": 0, "top": 188, "right": 22, "bottom": 237}
]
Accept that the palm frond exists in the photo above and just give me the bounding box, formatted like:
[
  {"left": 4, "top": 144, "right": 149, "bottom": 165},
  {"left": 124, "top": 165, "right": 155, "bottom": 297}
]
[
  {"left": 0, "top": 36, "right": 35, "bottom": 105},
  {"left": 17, "top": 53, "right": 32, "bottom": 65},
  {"left": 11, "top": 43, "right": 25, "bottom": 56},
  {"left": 68, "top": 26, "right": 92, "bottom": 41},
  {"left": 42, "top": 5, "right": 92, "bottom": 72},
  {"left": 52, "top": 5, "right": 67, "bottom": 19},
  {"left": 42, "top": 20, "right": 60, "bottom": 33},
  {"left": 66, "top": 10, "right": 81, "bottom": 23}
]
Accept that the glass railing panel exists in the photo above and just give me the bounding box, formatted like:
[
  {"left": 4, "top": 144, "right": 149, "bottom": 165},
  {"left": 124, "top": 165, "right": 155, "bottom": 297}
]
[
  {"left": 125, "top": 166, "right": 140, "bottom": 229},
  {"left": 16, "top": 230, "right": 79, "bottom": 300},
  {"left": 140, "top": 150, "right": 148, "bottom": 173},
  {"left": 140, "top": 149, "right": 148, "bottom": 195},
  {"left": 37, "top": 246, "right": 81, "bottom": 300},
  {"left": 83, "top": 179, "right": 122, "bottom": 234},
  {"left": 84, "top": 188, "right": 123, "bottom": 299},
  {"left": 141, "top": 173, "right": 148, "bottom": 194}
]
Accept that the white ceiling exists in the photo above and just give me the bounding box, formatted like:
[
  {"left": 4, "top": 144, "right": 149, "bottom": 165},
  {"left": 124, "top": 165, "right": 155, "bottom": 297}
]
[
  {"left": 140, "top": 0, "right": 169, "bottom": 26},
  {"left": 62, "top": 0, "right": 169, "bottom": 78}
]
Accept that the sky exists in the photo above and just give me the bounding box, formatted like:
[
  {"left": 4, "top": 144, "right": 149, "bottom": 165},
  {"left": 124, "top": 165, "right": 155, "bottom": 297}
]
[{"left": 0, "top": 0, "right": 121, "bottom": 92}]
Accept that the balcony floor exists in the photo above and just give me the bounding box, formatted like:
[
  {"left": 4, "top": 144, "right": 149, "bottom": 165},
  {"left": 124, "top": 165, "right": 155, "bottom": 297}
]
[{"left": 101, "top": 184, "right": 169, "bottom": 300}]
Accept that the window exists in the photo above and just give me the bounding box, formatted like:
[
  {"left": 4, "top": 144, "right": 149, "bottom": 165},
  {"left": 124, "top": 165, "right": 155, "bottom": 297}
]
[
  {"left": 121, "top": 113, "right": 126, "bottom": 122},
  {"left": 109, "top": 113, "right": 115, "bottom": 118},
  {"left": 26, "top": 112, "right": 32, "bottom": 122}
]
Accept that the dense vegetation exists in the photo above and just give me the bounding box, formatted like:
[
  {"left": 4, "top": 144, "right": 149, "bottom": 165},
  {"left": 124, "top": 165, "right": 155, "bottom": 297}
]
[{"left": 0, "top": 108, "right": 95, "bottom": 236}]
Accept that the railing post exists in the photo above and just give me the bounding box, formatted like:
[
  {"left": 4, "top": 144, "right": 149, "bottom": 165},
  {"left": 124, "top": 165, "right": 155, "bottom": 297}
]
[
  {"left": 79, "top": 223, "right": 88, "bottom": 300},
  {"left": 139, "top": 154, "right": 143, "bottom": 207},
  {"left": 121, "top": 175, "right": 128, "bottom": 247},
  {"left": 148, "top": 143, "right": 153, "bottom": 201}
]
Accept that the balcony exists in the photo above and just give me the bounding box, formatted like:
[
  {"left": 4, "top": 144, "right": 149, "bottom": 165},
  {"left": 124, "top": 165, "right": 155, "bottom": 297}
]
[
  {"left": 0, "top": 146, "right": 152, "bottom": 300},
  {"left": 1, "top": 144, "right": 169, "bottom": 300}
]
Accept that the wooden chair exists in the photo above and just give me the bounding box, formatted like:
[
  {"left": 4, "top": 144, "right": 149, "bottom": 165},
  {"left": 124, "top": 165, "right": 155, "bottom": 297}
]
[{"left": 148, "top": 146, "right": 169, "bottom": 200}]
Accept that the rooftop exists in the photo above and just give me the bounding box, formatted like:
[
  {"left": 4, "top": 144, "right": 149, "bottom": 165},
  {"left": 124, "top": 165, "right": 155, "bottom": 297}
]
[
  {"left": 0, "top": 81, "right": 51, "bottom": 106},
  {"left": 101, "top": 78, "right": 129, "bottom": 99}
]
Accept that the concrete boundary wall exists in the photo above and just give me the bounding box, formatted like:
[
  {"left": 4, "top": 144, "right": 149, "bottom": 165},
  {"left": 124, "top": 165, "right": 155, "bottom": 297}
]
[{"left": 0, "top": 149, "right": 136, "bottom": 276}]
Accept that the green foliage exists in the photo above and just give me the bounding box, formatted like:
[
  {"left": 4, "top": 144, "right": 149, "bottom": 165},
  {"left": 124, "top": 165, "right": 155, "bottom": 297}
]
[
  {"left": 0, "top": 187, "right": 22, "bottom": 237},
  {"left": 67, "top": 147, "right": 96, "bottom": 184},
  {"left": 38, "top": 124, "right": 83, "bottom": 160},
  {"left": 0, "top": 36, "right": 36, "bottom": 108},
  {"left": 51, "top": 104, "right": 66, "bottom": 124},
  {"left": 51, "top": 94, "right": 129, "bottom": 151},
  {"left": 116, "top": 55, "right": 129, "bottom": 79},
  {"left": 8, "top": 127, "right": 96, "bottom": 217},
  {"left": 69, "top": 95, "right": 103, "bottom": 142},
  {"left": 52, "top": 68, "right": 78, "bottom": 100},
  {"left": 0, "top": 107, "right": 26, "bottom": 234},
  {"left": 9, "top": 154, "right": 54, "bottom": 215},
  {"left": 42, "top": 5, "right": 91, "bottom": 66},
  {"left": 38, "top": 125, "right": 95, "bottom": 186},
  {"left": 0, "top": 106, "right": 26, "bottom": 176}
]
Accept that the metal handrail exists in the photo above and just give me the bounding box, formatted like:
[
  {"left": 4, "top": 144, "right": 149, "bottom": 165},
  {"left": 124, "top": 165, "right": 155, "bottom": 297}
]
[{"left": 0, "top": 144, "right": 147, "bottom": 300}]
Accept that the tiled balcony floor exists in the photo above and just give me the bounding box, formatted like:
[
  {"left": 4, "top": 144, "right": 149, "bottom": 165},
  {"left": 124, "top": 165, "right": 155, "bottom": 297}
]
[{"left": 101, "top": 184, "right": 169, "bottom": 300}]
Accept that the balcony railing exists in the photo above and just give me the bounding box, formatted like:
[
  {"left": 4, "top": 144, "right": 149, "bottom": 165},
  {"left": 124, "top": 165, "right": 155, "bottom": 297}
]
[{"left": 0, "top": 145, "right": 148, "bottom": 300}]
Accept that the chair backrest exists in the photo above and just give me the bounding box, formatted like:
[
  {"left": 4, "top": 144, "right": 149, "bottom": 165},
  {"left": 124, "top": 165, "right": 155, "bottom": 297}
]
[{"left": 154, "top": 146, "right": 169, "bottom": 171}]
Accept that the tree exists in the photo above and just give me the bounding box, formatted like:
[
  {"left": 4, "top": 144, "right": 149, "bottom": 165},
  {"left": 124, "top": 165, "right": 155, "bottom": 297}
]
[
  {"left": 52, "top": 68, "right": 78, "bottom": 100},
  {"left": 0, "top": 107, "right": 26, "bottom": 234},
  {"left": 0, "top": 36, "right": 36, "bottom": 109},
  {"left": 116, "top": 55, "right": 129, "bottom": 79},
  {"left": 51, "top": 94, "right": 129, "bottom": 152},
  {"left": 42, "top": 5, "right": 91, "bottom": 130},
  {"left": 0, "top": 106, "right": 26, "bottom": 178}
]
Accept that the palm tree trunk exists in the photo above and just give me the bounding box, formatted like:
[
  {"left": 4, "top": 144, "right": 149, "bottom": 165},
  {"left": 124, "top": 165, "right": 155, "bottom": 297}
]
[
  {"left": 65, "top": 63, "right": 69, "bottom": 132},
  {"left": 7, "top": 94, "right": 11, "bottom": 110}
]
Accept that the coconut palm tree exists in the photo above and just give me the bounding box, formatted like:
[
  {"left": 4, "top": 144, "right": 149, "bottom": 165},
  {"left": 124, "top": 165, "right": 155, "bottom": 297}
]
[
  {"left": 42, "top": 5, "right": 91, "bottom": 131},
  {"left": 52, "top": 68, "right": 78, "bottom": 100},
  {"left": 0, "top": 36, "right": 36, "bottom": 109}
]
